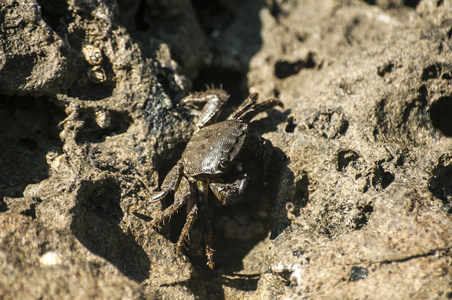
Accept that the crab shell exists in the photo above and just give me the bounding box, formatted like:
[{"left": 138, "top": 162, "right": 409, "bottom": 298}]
[{"left": 181, "top": 120, "right": 248, "bottom": 178}]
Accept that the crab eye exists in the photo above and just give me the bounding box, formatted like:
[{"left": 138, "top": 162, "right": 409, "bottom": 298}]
[{"left": 219, "top": 158, "right": 230, "bottom": 171}]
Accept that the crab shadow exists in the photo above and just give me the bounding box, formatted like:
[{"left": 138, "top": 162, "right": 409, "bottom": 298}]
[{"left": 70, "top": 178, "right": 150, "bottom": 282}]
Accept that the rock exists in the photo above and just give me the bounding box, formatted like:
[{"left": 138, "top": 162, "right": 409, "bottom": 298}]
[{"left": 0, "top": 0, "right": 451, "bottom": 299}]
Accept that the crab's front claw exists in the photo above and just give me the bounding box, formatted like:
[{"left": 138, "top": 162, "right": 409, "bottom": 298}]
[
  {"left": 210, "top": 174, "right": 249, "bottom": 206},
  {"left": 149, "top": 160, "right": 184, "bottom": 204}
]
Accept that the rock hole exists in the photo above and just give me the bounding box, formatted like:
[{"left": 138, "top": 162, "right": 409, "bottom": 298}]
[
  {"left": 422, "top": 63, "right": 452, "bottom": 81},
  {"left": 371, "top": 166, "right": 394, "bottom": 190},
  {"left": 442, "top": 71, "right": 452, "bottom": 80},
  {"left": 404, "top": 0, "right": 420, "bottom": 8},
  {"left": 274, "top": 53, "right": 316, "bottom": 79},
  {"left": 354, "top": 204, "right": 374, "bottom": 230},
  {"left": 363, "top": 0, "right": 419, "bottom": 8},
  {"left": 377, "top": 62, "right": 394, "bottom": 77},
  {"left": 285, "top": 116, "right": 296, "bottom": 133},
  {"left": 381, "top": 170, "right": 395, "bottom": 189},
  {"left": 267, "top": 0, "right": 283, "bottom": 20},
  {"left": 21, "top": 202, "right": 38, "bottom": 220},
  {"left": 293, "top": 173, "right": 310, "bottom": 208},
  {"left": 75, "top": 109, "right": 132, "bottom": 144},
  {"left": 430, "top": 96, "right": 452, "bottom": 137},
  {"left": 428, "top": 155, "right": 452, "bottom": 213},
  {"left": 396, "top": 149, "right": 408, "bottom": 166},
  {"left": 337, "top": 150, "right": 360, "bottom": 172},
  {"left": 422, "top": 64, "right": 439, "bottom": 80}
]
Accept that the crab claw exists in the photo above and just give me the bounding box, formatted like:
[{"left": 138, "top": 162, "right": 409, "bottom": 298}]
[
  {"left": 149, "top": 189, "right": 169, "bottom": 203},
  {"left": 210, "top": 174, "right": 249, "bottom": 206}
]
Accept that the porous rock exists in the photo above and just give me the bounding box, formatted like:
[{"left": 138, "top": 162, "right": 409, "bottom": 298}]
[{"left": 1, "top": 0, "right": 451, "bottom": 299}]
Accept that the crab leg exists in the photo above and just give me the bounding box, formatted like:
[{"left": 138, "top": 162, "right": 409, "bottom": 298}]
[
  {"left": 227, "top": 92, "right": 258, "bottom": 120},
  {"left": 235, "top": 98, "right": 283, "bottom": 123},
  {"left": 176, "top": 202, "right": 198, "bottom": 252},
  {"left": 197, "top": 180, "right": 215, "bottom": 269},
  {"left": 210, "top": 174, "right": 249, "bottom": 206},
  {"left": 148, "top": 176, "right": 194, "bottom": 227},
  {"left": 181, "top": 89, "right": 229, "bottom": 129}
]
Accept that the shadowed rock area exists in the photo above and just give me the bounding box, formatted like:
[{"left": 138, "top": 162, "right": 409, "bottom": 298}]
[{"left": 1, "top": 0, "right": 451, "bottom": 299}]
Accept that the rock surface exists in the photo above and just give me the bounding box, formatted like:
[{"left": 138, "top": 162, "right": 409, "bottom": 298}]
[{"left": 1, "top": 0, "right": 451, "bottom": 299}]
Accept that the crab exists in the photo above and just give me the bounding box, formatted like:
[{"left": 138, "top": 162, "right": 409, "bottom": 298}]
[{"left": 133, "top": 89, "right": 283, "bottom": 268}]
